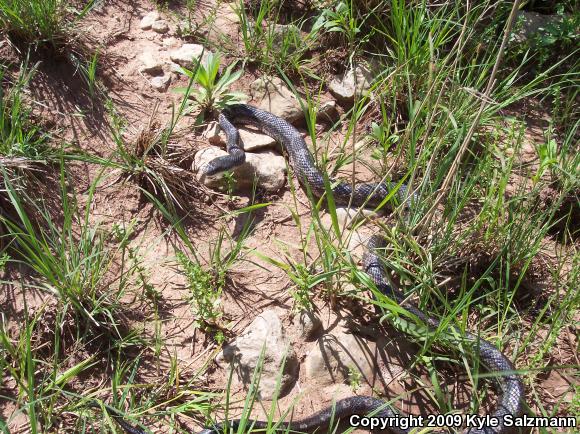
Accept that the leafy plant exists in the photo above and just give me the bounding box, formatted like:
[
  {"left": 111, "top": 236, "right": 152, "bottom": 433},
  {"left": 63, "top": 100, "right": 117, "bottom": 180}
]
[
  {"left": 177, "top": 52, "right": 246, "bottom": 122},
  {"left": 176, "top": 250, "right": 224, "bottom": 329}
]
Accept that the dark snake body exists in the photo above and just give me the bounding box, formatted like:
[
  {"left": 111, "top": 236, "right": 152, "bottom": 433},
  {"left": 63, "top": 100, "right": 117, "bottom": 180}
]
[{"left": 110, "top": 104, "right": 524, "bottom": 433}]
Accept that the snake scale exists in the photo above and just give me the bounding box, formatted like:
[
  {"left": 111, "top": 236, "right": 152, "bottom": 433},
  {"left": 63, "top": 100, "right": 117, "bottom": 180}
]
[{"left": 108, "top": 104, "right": 524, "bottom": 434}]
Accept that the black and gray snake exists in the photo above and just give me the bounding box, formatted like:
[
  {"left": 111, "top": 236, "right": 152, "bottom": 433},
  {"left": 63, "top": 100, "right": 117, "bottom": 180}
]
[{"left": 106, "top": 104, "right": 524, "bottom": 434}]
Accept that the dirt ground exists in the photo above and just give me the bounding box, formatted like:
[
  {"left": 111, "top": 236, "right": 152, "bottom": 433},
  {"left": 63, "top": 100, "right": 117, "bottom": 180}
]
[{"left": 0, "top": 0, "right": 578, "bottom": 433}]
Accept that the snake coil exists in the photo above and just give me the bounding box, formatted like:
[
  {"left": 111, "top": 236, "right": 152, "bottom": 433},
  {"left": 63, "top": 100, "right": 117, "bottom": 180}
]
[{"left": 109, "top": 104, "right": 524, "bottom": 434}]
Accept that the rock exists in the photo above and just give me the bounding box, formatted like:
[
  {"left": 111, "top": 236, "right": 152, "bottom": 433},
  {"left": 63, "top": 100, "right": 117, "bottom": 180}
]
[
  {"left": 321, "top": 207, "right": 378, "bottom": 231},
  {"left": 218, "top": 310, "right": 298, "bottom": 399},
  {"left": 162, "top": 37, "right": 180, "bottom": 48},
  {"left": 304, "top": 326, "right": 378, "bottom": 387},
  {"left": 204, "top": 124, "right": 278, "bottom": 152},
  {"left": 297, "top": 311, "right": 323, "bottom": 341},
  {"left": 238, "top": 129, "right": 278, "bottom": 151},
  {"left": 151, "top": 74, "right": 171, "bottom": 91},
  {"left": 193, "top": 147, "right": 287, "bottom": 192},
  {"left": 139, "top": 51, "right": 163, "bottom": 75},
  {"left": 152, "top": 19, "right": 170, "bottom": 34},
  {"left": 203, "top": 121, "right": 222, "bottom": 145},
  {"left": 170, "top": 44, "right": 211, "bottom": 68},
  {"left": 329, "top": 65, "right": 373, "bottom": 104},
  {"left": 140, "top": 11, "right": 160, "bottom": 30},
  {"left": 346, "top": 230, "right": 371, "bottom": 260},
  {"left": 250, "top": 76, "right": 303, "bottom": 123},
  {"left": 272, "top": 23, "right": 301, "bottom": 47},
  {"left": 512, "top": 11, "right": 564, "bottom": 44},
  {"left": 336, "top": 207, "right": 378, "bottom": 228},
  {"left": 318, "top": 100, "right": 340, "bottom": 124}
]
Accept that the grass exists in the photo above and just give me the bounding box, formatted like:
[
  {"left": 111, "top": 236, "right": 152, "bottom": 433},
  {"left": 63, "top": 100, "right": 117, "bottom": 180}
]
[
  {"left": 0, "top": 0, "right": 94, "bottom": 47},
  {"left": 1, "top": 0, "right": 578, "bottom": 432}
]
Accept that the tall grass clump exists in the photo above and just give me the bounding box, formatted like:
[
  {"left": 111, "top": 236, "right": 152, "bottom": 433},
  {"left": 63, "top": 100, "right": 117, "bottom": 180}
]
[
  {"left": 0, "top": 0, "right": 94, "bottom": 47},
  {"left": 0, "top": 62, "right": 49, "bottom": 160}
]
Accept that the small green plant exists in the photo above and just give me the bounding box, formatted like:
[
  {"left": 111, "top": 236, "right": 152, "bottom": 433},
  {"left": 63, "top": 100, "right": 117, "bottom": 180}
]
[
  {"left": 533, "top": 127, "right": 558, "bottom": 184},
  {"left": 347, "top": 365, "right": 362, "bottom": 391},
  {"left": 176, "top": 250, "right": 224, "bottom": 329},
  {"left": 176, "top": 52, "right": 246, "bottom": 123},
  {"left": 312, "top": 0, "right": 363, "bottom": 49},
  {"left": 222, "top": 170, "right": 236, "bottom": 198},
  {"left": 0, "top": 62, "right": 49, "bottom": 159}
]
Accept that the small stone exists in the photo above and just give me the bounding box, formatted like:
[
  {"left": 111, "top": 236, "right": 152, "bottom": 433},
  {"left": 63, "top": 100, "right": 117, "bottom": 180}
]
[
  {"left": 318, "top": 100, "right": 339, "bottom": 123},
  {"left": 218, "top": 310, "right": 298, "bottom": 399},
  {"left": 150, "top": 74, "right": 171, "bottom": 91},
  {"left": 162, "top": 37, "right": 180, "bottom": 48},
  {"left": 203, "top": 121, "right": 222, "bottom": 145},
  {"left": 152, "top": 19, "right": 169, "bottom": 34},
  {"left": 170, "top": 44, "right": 211, "bottom": 68},
  {"left": 140, "top": 11, "right": 160, "bottom": 30},
  {"left": 139, "top": 51, "right": 163, "bottom": 75},
  {"left": 193, "top": 147, "right": 287, "bottom": 192},
  {"left": 250, "top": 76, "right": 303, "bottom": 123},
  {"left": 329, "top": 65, "right": 373, "bottom": 105},
  {"left": 297, "top": 311, "right": 323, "bottom": 341}
]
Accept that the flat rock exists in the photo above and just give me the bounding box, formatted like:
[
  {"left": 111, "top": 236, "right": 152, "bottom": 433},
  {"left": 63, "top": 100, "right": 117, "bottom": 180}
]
[
  {"left": 329, "top": 65, "right": 373, "bottom": 104},
  {"left": 203, "top": 123, "right": 278, "bottom": 151},
  {"left": 170, "top": 44, "right": 211, "bottom": 69},
  {"left": 250, "top": 76, "right": 303, "bottom": 123},
  {"left": 152, "top": 19, "right": 170, "bottom": 34},
  {"left": 218, "top": 310, "right": 298, "bottom": 399},
  {"left": 150, "top": 74, "right": 171, "bottom": 91},
  {"left": 140, "top": 11, "right": 160, "bottom": 30},
  {"left": 193, "top": 147, "right": 287, "bottom": 192},
  {"left": 139, "top": 51, "right": 163, "bottom": 75}
]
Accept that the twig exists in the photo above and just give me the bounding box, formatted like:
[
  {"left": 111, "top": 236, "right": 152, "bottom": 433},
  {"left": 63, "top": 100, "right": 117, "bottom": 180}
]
[{"left": 416, "top": 0, "right": 522, "bottom": 232}]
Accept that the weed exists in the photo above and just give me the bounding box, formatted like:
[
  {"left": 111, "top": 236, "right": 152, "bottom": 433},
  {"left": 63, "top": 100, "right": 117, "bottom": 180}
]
[
  {"left": 0, "top": 0, "right": 94, "bottom": 47},
  {"left": 0, "top": 62, "right": 49, "bottom": 159},
  {"left": 176, "top": 51, "right": 246, "bottom": 123},
  {"left": 177, "top": 249, "right": 225, "bottom": 329}
]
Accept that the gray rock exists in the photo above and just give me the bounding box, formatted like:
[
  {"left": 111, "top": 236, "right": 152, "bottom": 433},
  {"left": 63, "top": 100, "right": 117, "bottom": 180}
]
[
  {"left": 329, "top": 65, "right": 373, "bottom": 104},
  {"left": 297, "top": 311, "right": 323, "bottom": 341},
  {"left": 139, "top": 51, "right": 163, "bottom": 75},
  {"left": 170, "top": 44, "right": 211, "bottom": 68},
  {"left": 204, "top": 123, "right": 278, "bottom": 152},
  {"left": 304, "top": 326, "right": 377, "bottom": 386},
  {"left": 250, "top": 76, "right": 303, "bottom": 123},
  {"left": 512, "top": 11, "right": 565, "bottom": 44},
  {"left": 140, "top": 11, "right": 160, "bottom": 30},
  {"left": 218, "top": 310, "right": 298, "bottom": 399},
  {"left": 193, "top": 147, "right": 287, "bottom": 192},
  {"left": 151, "top": 74, "right": 171, "bottom": 91},
  {"left": 152, "top": 19, "right": 170, "bottom": 34}
]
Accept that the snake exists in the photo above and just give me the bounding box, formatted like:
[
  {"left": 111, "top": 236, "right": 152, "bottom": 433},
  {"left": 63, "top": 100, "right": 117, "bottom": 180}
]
[{"left": 106, "top": 104, "right": 524, "bottom": 433}]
